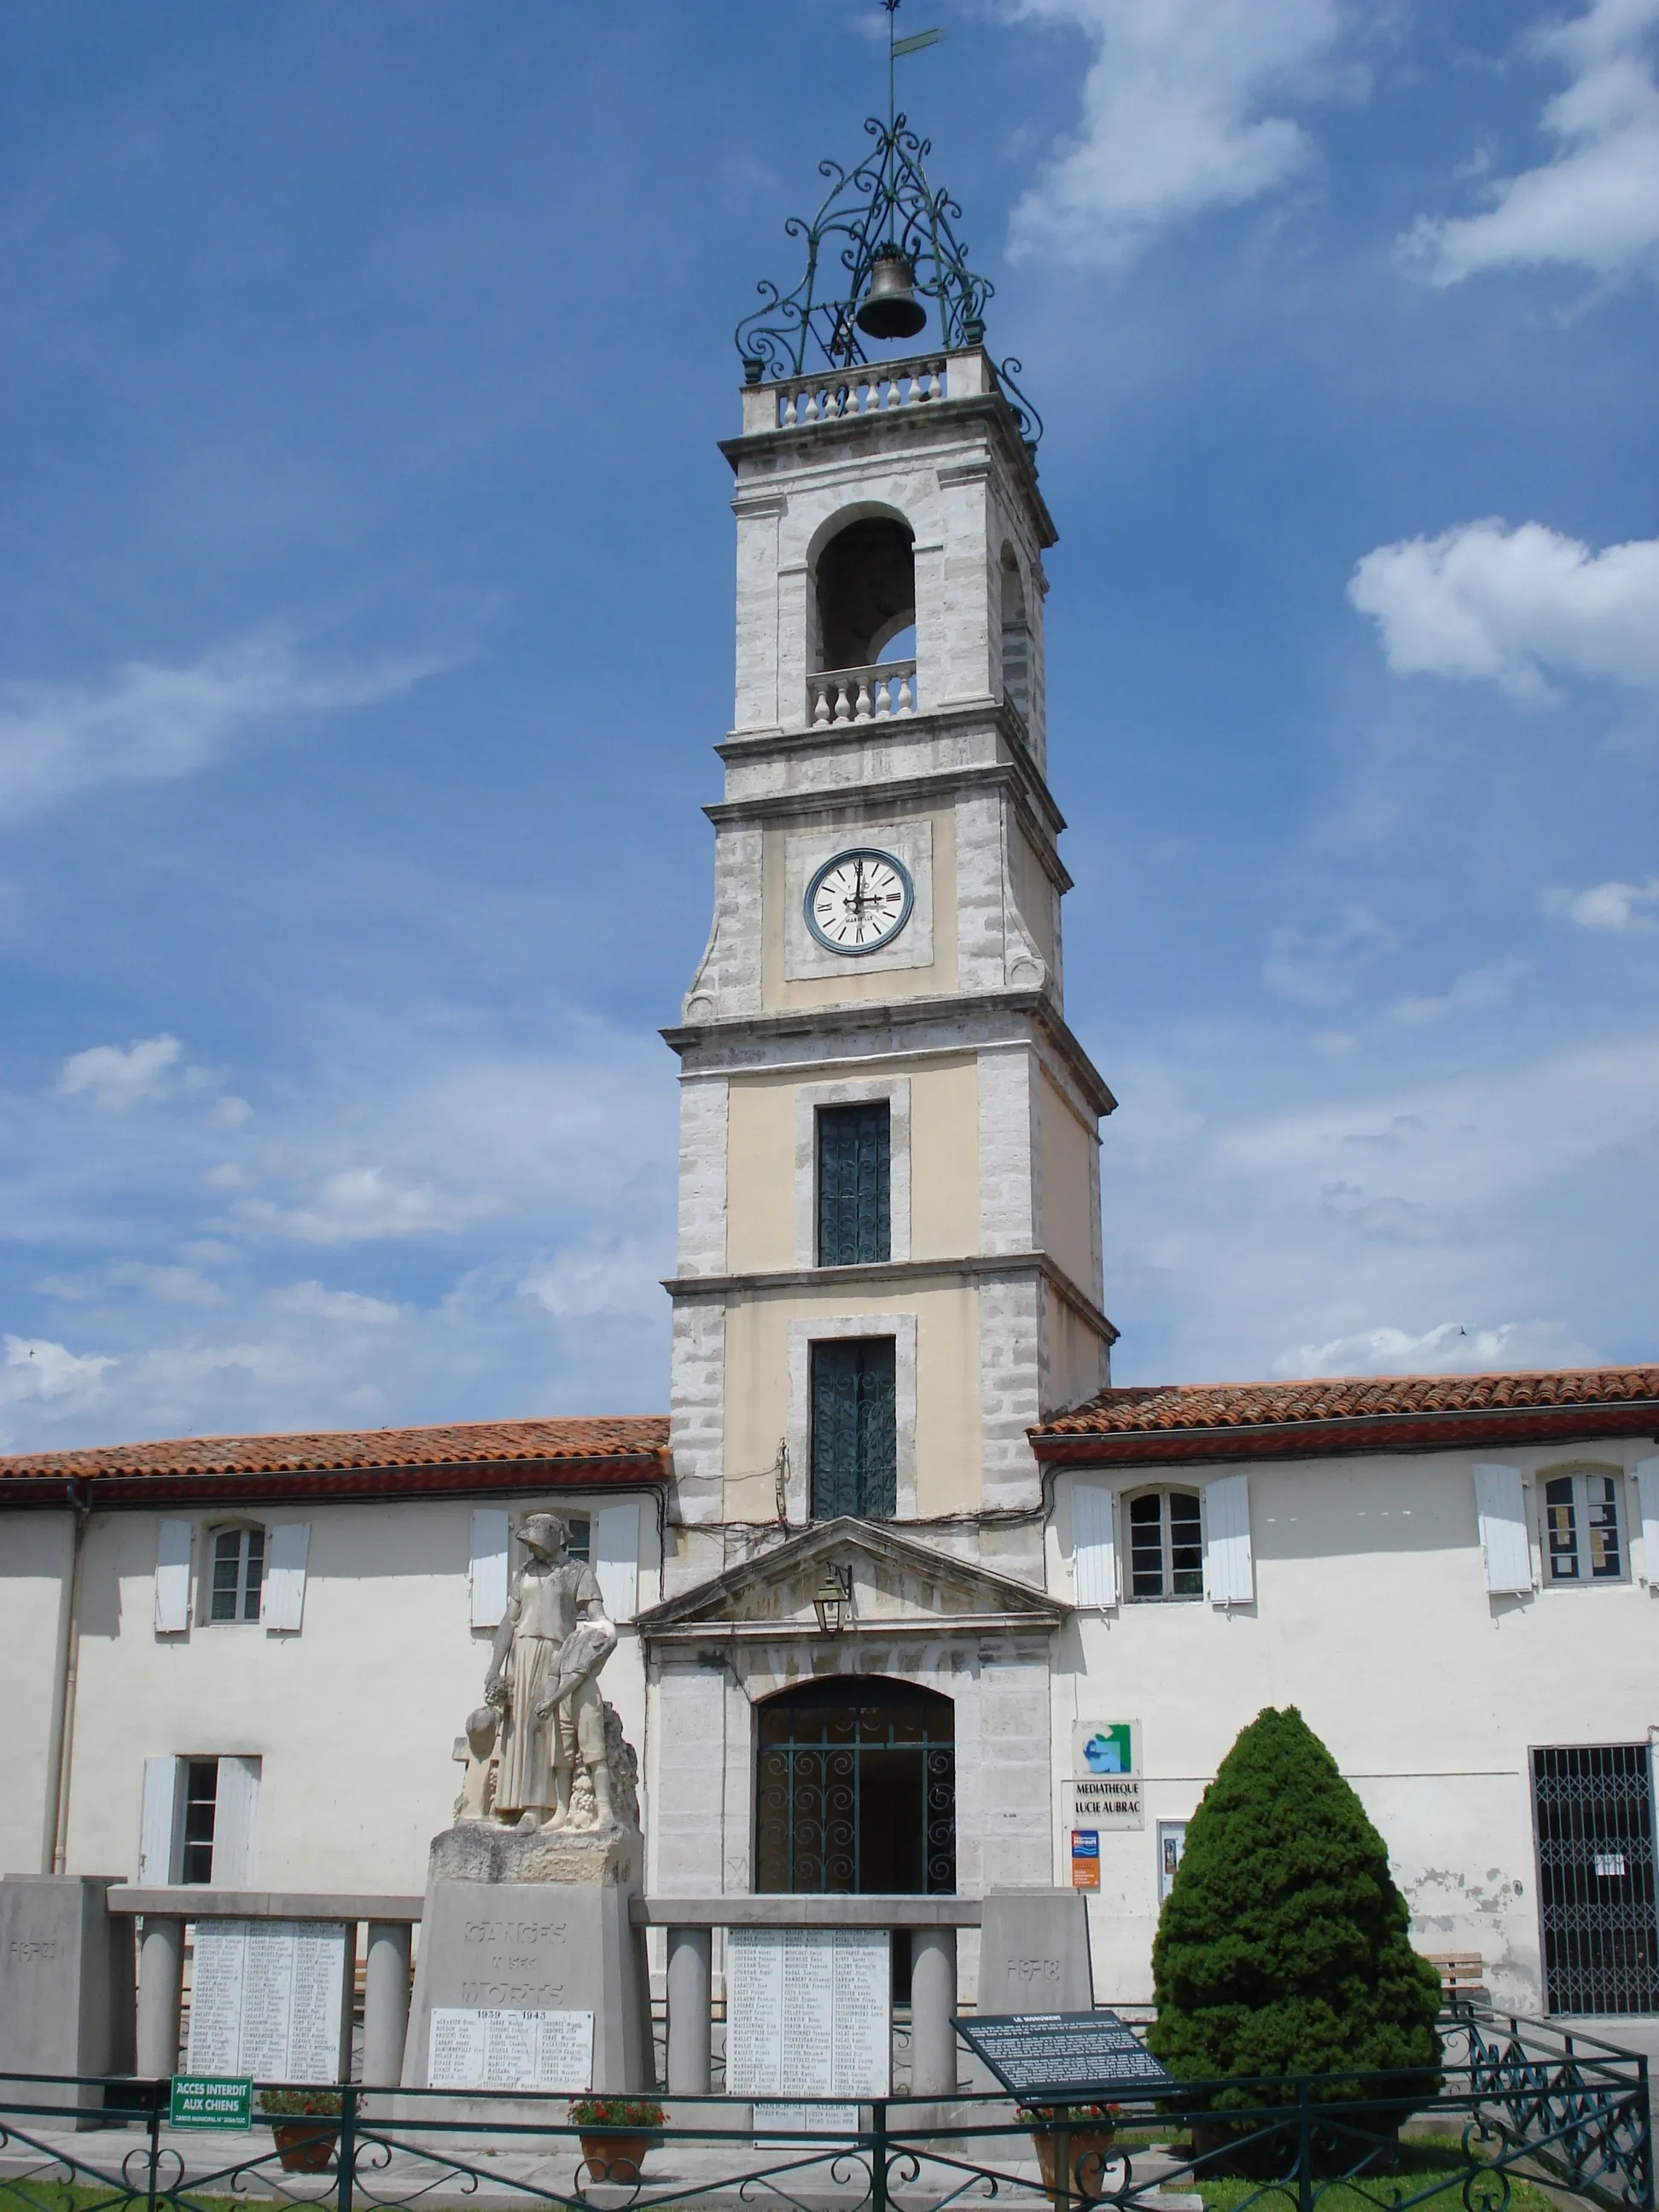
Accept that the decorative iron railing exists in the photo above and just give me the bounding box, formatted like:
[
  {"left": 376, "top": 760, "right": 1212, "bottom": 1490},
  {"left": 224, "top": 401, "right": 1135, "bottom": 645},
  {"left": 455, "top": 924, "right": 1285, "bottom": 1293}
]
[{"left": 0, "top": 2011, "right": 1648, "bottom": 2212}]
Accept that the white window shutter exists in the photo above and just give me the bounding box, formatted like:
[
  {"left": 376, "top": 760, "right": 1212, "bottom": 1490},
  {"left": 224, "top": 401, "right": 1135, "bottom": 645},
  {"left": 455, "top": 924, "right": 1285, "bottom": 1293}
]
[
  {"left": 469, "top": 1508, "right": 510, "bottom": 1628},
  {"left": 212, "top": 1755, "right": 260, "bottom": 1884},
  {"left": 1636, "top": 1458, "right": 1659, "bottom": 1589},
  {"left": 1071, "top": 1482, "right": 1117, "bottom": 1608},
  {"left": 138, "top": 1755, "right": 185, "bottom": 1883},
  {"left": 261, "top": 1522, "right": 310, "bottom": 1632},
  {"left": 1203, "top": 1474, "right": 1254, "bottom": 1606},
  {"left": 594, "top": 1499, "right": 639, "bottom": 1621},
  {"left": 1473, "top": 1463, "right": 1534, "bottom": 1594},
  {"left": 154, "top": 1520, "right": 193, "bottom": 1634}
]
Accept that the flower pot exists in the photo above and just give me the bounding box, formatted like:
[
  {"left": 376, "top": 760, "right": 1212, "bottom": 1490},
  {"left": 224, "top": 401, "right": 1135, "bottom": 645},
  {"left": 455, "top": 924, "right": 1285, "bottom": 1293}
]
[
  {"left": 271, "top": 2121, "right": 338, "bottom": 2173},
  {"left": 1032, "top": 2128, "right": 1115, "bottom": 2202},
  {"left": 579, "top": 2131, "right": 653, "bottom": 2182}
]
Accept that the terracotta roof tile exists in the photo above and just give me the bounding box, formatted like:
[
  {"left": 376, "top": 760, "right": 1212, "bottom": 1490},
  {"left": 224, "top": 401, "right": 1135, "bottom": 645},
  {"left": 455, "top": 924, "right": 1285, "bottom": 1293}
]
[
  {"left": 0, "top": 1414, "right": 670, "bottom": 1505},
  {"left": 1032, "top": 1365, "right": 1659, "bottom": 1464}
]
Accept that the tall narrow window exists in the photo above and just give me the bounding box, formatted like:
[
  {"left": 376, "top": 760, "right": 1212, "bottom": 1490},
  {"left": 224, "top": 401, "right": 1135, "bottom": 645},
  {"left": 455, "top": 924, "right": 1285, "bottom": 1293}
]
[
  {"left": 1127, "top": 1490, "right": 1203, "bottom": 1599},
  {"left": 181, "top": 1758, "right": 218, "bottom": 1883},
  {"left": 811, "top": 1337, "right": 897, "bottom": 1520},
  {"left": 209, "top": 1526, "right": 265, "bottom": 1622},
  {"left": 817, "top": 1102, "right": 890, "bottom": 1266},
  {"left": 1545, "top": 1472, "right": 1624, "bottom": 1582}
]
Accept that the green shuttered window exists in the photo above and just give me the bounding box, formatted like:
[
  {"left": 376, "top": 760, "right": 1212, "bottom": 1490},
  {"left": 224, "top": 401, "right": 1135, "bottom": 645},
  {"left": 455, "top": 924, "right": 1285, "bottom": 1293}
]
[
  {"left": 817, "top": 1103, "right": 891, "bottom": 1267},
  {"left": 811, "top": 1337, "right": 898, "bottom": 1520}
]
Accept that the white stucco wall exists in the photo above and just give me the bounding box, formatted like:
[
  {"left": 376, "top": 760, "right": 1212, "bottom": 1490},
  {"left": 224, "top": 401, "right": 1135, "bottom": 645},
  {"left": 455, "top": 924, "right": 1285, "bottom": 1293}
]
[
  {"left": 1047, "top": 1443, "right": 1659, "bottom": 2012},
  {"left": 0, "top": 1509, "right": 74, "bottom": 1877},
  {"left": 51, "top": 1493, "right": 658, "bottom": 1897}
]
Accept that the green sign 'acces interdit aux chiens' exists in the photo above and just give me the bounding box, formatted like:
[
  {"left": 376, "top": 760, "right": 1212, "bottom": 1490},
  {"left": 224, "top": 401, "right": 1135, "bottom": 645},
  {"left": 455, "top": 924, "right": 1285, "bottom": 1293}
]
[{"left": 169, "top": 2075, "right": 253, "bottom": 2129}]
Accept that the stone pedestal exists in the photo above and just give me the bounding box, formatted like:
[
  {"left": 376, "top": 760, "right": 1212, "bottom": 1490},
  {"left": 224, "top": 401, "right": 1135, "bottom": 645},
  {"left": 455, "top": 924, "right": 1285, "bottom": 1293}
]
[
  {"left": 976, "top": 1887, "right": 1096, "bottom": 2015},
  {"left": 0, "top": 1876, "right": 136, "bottom": 2122},
  {"left": 400, "top": 1825, "right": 653, "bottom": 2093}
]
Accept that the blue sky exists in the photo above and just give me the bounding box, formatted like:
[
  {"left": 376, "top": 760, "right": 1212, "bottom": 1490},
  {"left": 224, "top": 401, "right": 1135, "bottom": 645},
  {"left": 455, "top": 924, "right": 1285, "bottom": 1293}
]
[{"left": 3, "top": 0, "right": 1656, "bottom": 1450}]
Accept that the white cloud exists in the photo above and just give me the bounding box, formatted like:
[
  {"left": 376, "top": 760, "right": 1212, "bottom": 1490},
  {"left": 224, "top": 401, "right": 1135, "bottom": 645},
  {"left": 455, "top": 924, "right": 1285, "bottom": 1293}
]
[
  {"left": 1399, "top": 0, "right": 1659, "bottom": 288},
  {"left": 271, "top": 1280, "right": 403, "bottom": 1325},
  {"left": 1385, "top": 959, "right": 1524, "bottom": 1028},
  {"left": 236, "top": 1166, "right": 502, "bottom": 1245},
  {"left": 1348, "top": 519, "right": 1659, "bottom": 698},
  {"left": 1272, "top": 1318, "right": 1599, "bottom": 1377},
  {"left": 58, "top": 1033, "right": 183, "bottom": 1109},
  {"left": 517, "top": 1239, "right": 665, "bottom": 1322},
  {"left": 1545, "top": 876, "right": 1659, "bottom": 928},
  {"left": 0, "top": 628, "right": 451, "bottom": 822},
  {"left": 1006, "top": 0, "right": 1348, "bottom": 265},
  {"left": 107, "top": 1261, "right": 223, "bottom": 1306},
  {"left": 0, "top": 1334, "right": 115, "bottom": 1418}
]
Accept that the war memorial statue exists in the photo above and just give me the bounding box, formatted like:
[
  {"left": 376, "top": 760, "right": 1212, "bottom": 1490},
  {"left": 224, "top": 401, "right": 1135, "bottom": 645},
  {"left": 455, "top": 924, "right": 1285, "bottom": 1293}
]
[{"left": 402, "top": 1511, "right": 651, "bottom": 2091}]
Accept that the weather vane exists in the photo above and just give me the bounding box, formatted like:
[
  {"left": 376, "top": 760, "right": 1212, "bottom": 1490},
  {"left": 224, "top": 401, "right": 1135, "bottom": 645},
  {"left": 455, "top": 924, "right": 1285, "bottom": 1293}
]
[{"left": 732, "top": 1, "right": 1043, "bottom": 452}]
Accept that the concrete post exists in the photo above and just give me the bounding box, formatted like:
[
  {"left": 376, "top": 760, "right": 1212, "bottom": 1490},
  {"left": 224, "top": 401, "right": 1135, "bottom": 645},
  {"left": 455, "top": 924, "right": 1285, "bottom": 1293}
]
[
  {"left": 910, "top": 1927, "right": 958, "bottom": 2096},
  {"left": 666, "top": 1925, "right": 713, "bottom": 2093},
  {"left": 136, "top": 1916, "right": 185, "bottom": 2079},
  {"left": 362, "top": 1921, "right": 412, "bottom": 2089}
]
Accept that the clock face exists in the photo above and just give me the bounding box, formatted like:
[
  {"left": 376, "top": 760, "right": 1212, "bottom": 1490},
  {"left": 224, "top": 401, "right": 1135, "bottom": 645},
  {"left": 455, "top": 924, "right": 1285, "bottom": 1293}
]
[{"left": 805, "top": 847, "right": 915, "bottom": 956}]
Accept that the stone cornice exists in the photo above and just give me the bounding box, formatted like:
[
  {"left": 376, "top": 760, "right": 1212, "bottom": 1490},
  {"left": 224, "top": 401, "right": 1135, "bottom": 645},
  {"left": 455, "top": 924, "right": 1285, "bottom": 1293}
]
[
  {"left": 705, "top": 760, "right": 1072, "bottom": 894},
  {"left": 661, "top": 988, "right": 1117, "bottom": 1120},
  {"left": 664, "top": 1249, "right": 1119, "bottom": 1347},
  {"left": 716, "top": 699, "right": 1062, "bottom": 841},
  {"left": 719, "top": 389, "right": 1057, "bottom": 549}
]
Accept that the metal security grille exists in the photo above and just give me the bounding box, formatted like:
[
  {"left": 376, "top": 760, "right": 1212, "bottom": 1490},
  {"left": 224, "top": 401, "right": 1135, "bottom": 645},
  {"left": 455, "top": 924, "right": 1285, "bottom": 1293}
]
[
  {"left": 810, "top": 1336, "right": 897, "bottom": 1519},
  {"left": 754, "top": 1677, "right": 955, "bottom": 1895},
  {"left": 817, "top": 1102, "right": 891, "bottom": 1266},
  {"left": 1531, "top": 1743, "right": 1659, "bottom": 2013}
]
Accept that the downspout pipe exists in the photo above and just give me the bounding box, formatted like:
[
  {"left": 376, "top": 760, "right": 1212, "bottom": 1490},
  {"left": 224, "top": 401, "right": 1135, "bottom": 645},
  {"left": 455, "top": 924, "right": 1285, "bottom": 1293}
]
[{"left": 44, "top": 1477, "right": 91, "bottom": 1874}]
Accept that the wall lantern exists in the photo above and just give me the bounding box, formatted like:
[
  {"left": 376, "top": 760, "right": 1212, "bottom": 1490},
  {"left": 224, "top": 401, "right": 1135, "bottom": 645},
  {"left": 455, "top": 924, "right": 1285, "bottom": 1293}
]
[{"left": 813, "top": 1564, "right": 854, "bottom": 1637}]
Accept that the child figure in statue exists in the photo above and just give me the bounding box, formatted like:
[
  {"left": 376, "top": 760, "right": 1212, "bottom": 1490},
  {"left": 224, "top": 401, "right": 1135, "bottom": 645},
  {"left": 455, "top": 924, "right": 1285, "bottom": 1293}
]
[{"left": 482, "top": 1511, "right": 619, "bottom": 1834}]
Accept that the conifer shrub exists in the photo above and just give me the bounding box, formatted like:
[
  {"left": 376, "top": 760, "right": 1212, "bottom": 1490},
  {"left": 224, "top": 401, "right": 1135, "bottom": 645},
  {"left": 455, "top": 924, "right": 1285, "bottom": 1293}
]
[{"left": 1147, "top": 1706, "right": 1441, "bottom": 2110}]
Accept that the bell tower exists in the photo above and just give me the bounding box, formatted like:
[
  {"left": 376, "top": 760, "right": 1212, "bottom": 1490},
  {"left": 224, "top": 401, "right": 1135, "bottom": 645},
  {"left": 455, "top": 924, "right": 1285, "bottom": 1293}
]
[{"left": 662, "top": 111, "right": 1116, "bottom": 1603}]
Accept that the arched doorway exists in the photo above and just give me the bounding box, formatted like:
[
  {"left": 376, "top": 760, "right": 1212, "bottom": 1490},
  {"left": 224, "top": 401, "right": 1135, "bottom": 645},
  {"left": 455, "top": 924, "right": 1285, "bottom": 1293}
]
[{"left": 754, "top": 1676, "right": 955, "bottom": 1895}]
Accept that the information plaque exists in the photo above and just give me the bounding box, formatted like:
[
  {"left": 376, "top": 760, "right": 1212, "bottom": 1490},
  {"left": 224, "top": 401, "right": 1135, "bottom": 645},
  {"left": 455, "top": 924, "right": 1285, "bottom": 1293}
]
[
  {"left": 185, "top": 1920, "right": 347, "bottom": 2083},
  {"left": 427, "top": 2005, "right": 595, "bottom": 2092},
  {"left": 726, "top": 1927, "right": 889, "bottom": 2100},
  {"left": 954, "top": 2011, "right": 1173, "bottom": 2100}
]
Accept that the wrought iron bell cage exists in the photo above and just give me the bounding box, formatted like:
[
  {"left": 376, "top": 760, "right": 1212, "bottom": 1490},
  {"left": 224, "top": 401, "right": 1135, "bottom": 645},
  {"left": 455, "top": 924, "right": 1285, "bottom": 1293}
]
[{"left": 735, "top": 112, "right": 1043, "bottom": 453}]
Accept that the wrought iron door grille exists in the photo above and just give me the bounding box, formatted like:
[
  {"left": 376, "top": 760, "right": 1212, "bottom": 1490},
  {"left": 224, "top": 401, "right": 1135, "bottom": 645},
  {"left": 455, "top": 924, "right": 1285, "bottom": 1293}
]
[
  {"left": 810, "top": 1336, "right": 897, "bottom": 1519},
  {"left": 1532, "top": 1742, "right": 1659, "bottom": 2014},
  {"left": 818, "top": 1102, "right": 891, "bottom": 1266},
  {"left": 755, "top": 1679, "right": 955, "bottom": 1895}
]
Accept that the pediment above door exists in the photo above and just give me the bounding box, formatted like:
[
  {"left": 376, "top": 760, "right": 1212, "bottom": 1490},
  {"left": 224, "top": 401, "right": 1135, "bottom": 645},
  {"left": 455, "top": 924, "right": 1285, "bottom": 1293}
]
[{"left": 634, "top": 1516, "right": 1068, "bottom": 1644}]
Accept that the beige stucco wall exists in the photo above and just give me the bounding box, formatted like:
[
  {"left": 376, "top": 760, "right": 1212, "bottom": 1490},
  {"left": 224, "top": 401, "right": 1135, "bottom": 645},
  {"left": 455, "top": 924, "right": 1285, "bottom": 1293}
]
[
  {"left": 1009, "top": 822, "right": 1057, "bottom": 975},
  {"left": 911, "top": 1058, "right": 980, "bottom": 1259},
  {"left": 760, "top": 806, "right": 958, "bottom": 1010},
  {"left": 0, "top": 1510, "right": 73, "bottom": 1877},
  {"left": 1044, "top": 1289, "right": 1110, "bottom": 1417},
  {"left": 725, "top": 1053, "right": 981, "bottom": 1277},
  {"left": 721, "top": 1279, "right": 982, "bottom": 1521},
  {"left": 1039, "top": 1069, "right": 1098, "bottom": 1295},
  {"left": 1047, "top": 1445, "right": 1659, "bottom": 2013},
  {"left": 52, "top": 1495, "right": 655, "bottom": 1898}
]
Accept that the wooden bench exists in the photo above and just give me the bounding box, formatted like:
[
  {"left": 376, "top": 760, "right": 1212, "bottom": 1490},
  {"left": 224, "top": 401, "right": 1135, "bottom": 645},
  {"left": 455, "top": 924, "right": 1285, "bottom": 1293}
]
[{"left": 1423, "top": 1953, "right": 1489, "bottom": 2007}]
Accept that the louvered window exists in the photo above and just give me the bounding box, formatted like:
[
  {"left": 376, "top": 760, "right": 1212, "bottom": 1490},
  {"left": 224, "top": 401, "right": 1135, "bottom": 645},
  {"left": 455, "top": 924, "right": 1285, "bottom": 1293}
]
[
  {"left": 817, "top": 1103, "right": 890, "bottom": 1266},
  {"left": 811, "top": 1337, "right": 897, "bottom": 1519}
]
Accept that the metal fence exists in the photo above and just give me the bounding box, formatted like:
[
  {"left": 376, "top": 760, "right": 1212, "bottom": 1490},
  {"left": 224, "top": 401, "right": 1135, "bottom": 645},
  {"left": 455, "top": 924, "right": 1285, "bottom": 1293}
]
[{"left": 0, "top": 2011, "right": 1648, "bottom": 2212}]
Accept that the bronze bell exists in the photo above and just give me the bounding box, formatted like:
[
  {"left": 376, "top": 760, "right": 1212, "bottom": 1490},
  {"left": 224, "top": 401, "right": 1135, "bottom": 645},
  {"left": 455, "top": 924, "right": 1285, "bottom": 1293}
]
[{"left": 855, "top": 246, "right": 928, "bottom": 341}]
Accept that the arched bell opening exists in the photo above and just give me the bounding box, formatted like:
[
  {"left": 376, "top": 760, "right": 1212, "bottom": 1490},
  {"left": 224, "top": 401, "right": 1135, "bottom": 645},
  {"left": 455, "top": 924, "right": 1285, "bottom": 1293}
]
[
  {"left": 1000, "top": 544, "right": 1032, "bottom": 719},
  {"left": 814, "top": 516, "right": 917, "bottom": 675},
  {"left": 754, "top": 1674, "right": 955, "bottom": 1896}
]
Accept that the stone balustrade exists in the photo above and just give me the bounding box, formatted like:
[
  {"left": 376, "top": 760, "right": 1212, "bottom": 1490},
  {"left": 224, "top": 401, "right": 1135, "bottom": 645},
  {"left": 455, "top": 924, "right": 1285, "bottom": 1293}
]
[
  {"left": 772, "top": 359, "right": 946, "bottom": 428},
  {"left": 807, "top": 659, "right": 917, "bottom": 727}
]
